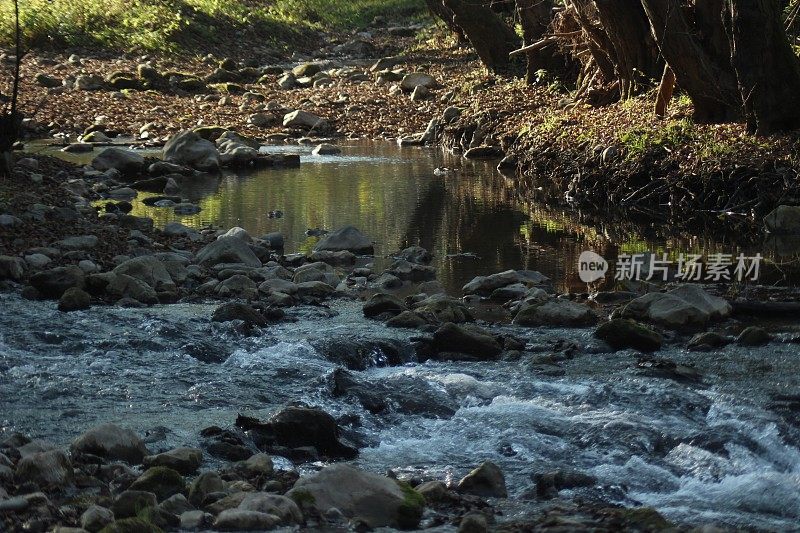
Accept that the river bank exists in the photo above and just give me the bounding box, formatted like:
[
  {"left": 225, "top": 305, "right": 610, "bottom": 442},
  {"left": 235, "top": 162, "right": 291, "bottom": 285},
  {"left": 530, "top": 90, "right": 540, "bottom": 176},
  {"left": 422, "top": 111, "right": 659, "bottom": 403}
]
[{"left": 2, "top": 15, "right": 800, "bottom": 533}]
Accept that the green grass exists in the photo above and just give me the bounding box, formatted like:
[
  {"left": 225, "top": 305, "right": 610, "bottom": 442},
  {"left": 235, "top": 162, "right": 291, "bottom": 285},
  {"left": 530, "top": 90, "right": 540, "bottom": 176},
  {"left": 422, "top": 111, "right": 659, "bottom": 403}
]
[{"left": 0, "top": 0, "right": 425, "bottom": 53}]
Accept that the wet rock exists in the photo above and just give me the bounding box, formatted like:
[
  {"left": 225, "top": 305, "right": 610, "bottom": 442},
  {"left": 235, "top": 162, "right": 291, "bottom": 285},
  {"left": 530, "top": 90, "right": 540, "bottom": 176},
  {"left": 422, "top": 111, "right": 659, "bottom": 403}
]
[
  {"left": 58, "top": 287, "right": 91, "bottom": 312},
  {"left": 163, "top": 130, "right": 220, "bottom": 172},
  {"left": 30, "top": 266, "right": 85, "bottom": 299},
  {"left": 296, "top": 280, "right": 336, "bottom": 298},
  {"left": 287, "top": 464, "right": 424, "bottom": 529},
  {"left": 283, "top": 110, "right": 328, "bottom": 130},
  {"left": 111, "top": 490, "right": 158, "bottom": 518},
  {"left": 143, "top": 448, "right": 202, "bottom": 475},
  {"left": 688, "top": 331, "right": 730, "bottom": 351},
  {"left": 400, "top": 72, "right": 436, "bottom": 91},
  {"left": 594, "top": 319, "right": 662, "bottom": 352},
  {"left": 415, "top": 480, "right": 451, "bottom": 502},
  {"left": 363, "top": 293, "right": 407, "bottom": 318},
  {"left": 136, "top": 506, "right": 180, "bottom": 529},
  {"left": 259, "top": 278, "right": 298, "bottom": 295},
  {"left": 113, "top": 256, "right": 175, "bottom": 292},
  {"left": 96, "top": 518, "right": 162, "bottom": 533},
  {"left": 235, "top": 453, "right": 274, "bottom": 478},
  {"left": 90, "top": 148, "right": 145, "bottom": 176},
  {"left": 388, "top": 259, "right": 436, "bottom": 282},
  {"left": 81, "top": 505, "right": 114, "bottom": 532},
  {"left": 263, "top": 406, "right": 358, "bottom": 459},
  {"left": 636, "top": 357, "right": 702, "bottom": 383},
  {"left": 464, "top": 146, "right": 504, "bottom": 159},
  {"left": 457, "top": 461, "right": 507, "bottom": 498},
  {"left": 196, "top": 236, "right": 261, "bottom": 268},
  {"left": 179, "top": 510, "right": 210, "bottom": 530},
  {"left": 386, "top": 310, "right": 427, "bottom": 329},
  {"left": 413, "top": 294, "right": 472, "bottom": 323},
  {"left": 736, "top": 326, "right": 771, "bottom": 346},
  {"left": 63, "top": 142, "right": 94, "bottom": 153},
  {"left": 106, "top": 273, "right": 158, "bottom": 304},
  {"left": 313, "top": 337, "right": 412, "bottom": 370},
  {"left": 459, "top": 513, "right": 488, "bottom": 533},
  {"left": 0, "top": 255, "right": 27, "bottom": 281},
  {"left": 312, "top": 143, "right": 341, "bottom": 156},
  {"left": 432, "top": 323, "right": 502, "bottom": 360},
  {"left": 213, "top": 509, "right": 280, "bottom": 531},
  {"left": 463, "top": 270, "right": 551, "bottom": 296},
  {"left": 293, "top": 261, "right": 339, "bottom": 285},
  {"left": 513, "top": 299, "right": 597, "bottom": 327},
  {"left": 621, "top": 285, "right": 732, "bottom": 328},
  {"left": 395, "top": 245, "right": 432, "bottom": 265},
  {"left": 14, "top": 449, "right": 73, "bottom": 490},
  {"left": 57, "top": 235, "right": 99, "bottom": 251},
  {"left": 188, "top": 471, "right": 225, "bottom": 506},
  {"left": 70, "top": 423, "right": 149, "bottom": 464},
  {"left": 128, "top": 466, "right": 186, "bottom": 501},
  {"left": 211, "top": 302, "right": 269, "bottom": 327},
  {"left": 310, "top": 250, "right": 355, "bottom": 265},
  {"left": 237, "top": 493, "right": 302, "bottom": 524},
  {"left": 764, "top": 205, "right": 800, "bottom": 234},
  {"left": 314, "top": 225, "right": 374, "bottom": 255},
  {"left": 534, "top": 470, "right": 596, "bottom": 499}
]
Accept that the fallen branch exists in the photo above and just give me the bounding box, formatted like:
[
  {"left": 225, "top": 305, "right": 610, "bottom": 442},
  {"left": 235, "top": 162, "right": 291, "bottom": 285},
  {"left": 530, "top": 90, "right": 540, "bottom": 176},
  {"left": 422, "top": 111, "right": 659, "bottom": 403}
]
[{"left": 509, "top": 36, "right": 560, "bottom": 56}]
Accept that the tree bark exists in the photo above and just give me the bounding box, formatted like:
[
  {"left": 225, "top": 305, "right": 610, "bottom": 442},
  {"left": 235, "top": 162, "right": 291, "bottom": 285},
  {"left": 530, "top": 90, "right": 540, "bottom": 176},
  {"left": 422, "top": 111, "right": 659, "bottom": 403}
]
[
  {"left": 443, "top": 0, "right": 522, "bottom": 73},
  {"left": 725, "top": 0, "right": 800, "bottom": 133},
  {"left": 424, "top": 0, "right": 467, "bottom": 43},
  {"left": 592, "top": 0, "right": 663, "bottom": 98},
  {"left": 516, "top": 0, "right": 557, "bottom": 83},
  {"left": 654, "top": 65, "right": 676, "bottom": 116},
  {"left": 640, "top": 0, "right": 741, "bottom": 123},
  {"left": 570, "top": 0, "right": 617, "bottom": 82}
]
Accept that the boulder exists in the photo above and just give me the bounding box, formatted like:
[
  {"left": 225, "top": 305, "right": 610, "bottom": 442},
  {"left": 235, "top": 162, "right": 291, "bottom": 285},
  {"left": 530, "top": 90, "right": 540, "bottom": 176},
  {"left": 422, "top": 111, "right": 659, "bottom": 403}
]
[
  {"left": 98, "top": 518, "right": 162, "bottom": 533},
  {"left": 400, "top": 72, "right": 436, "bottom": 91},
  {"left": 30, "top": 266, "right": 85, "bottom": 298},
  {"left": 292, "top": 63, "right": 322, "bottom": 77},
  {"left": 213, "top": 509, "right": 280, "bottom": 531},
  {"left": 70, "top": 423, "right": 149, "bottom": 464},
  {"left": 106, "top": 273, "right": 159, "bottom": 304},
  {"left": 283, "top": 110, "right": 328, "bottom": 130},
  {"left": 111, "top": 490, "right": 158, "bottom": 518},
  {"left": 237, "top": 493, "right": 302, "bottom": 524},
  {"left": 211, "top": 302, "right": 268, "bottom": 326},
  {"left": 58, "top": 287, "right": 91, "bottom": 312},
  {"left": 235, "top": 453, "right": 274, "bottom": 478},
  {"left": 265, "top": 406, "right": 357, "bottom": 459},
  {"left": 81, "top": 505, "right": 114, "bottom": 532},
  {"left": 464, "top": 146, "right": 504, "bottom": 159},
  {"left": 14, "top": 449, "right": 73, "bottom": 489},
  {"left": 188, "top": 471, "right": 225, "bottom": 506},
  {"left": 128, "top": 466, "right": 186, "bottom": 501},
  {"left": 196, "top": 236, "right": 261, "bottom": 268},
  {"left": 457, "top": 461, "right": 507, "bottom": 498},
  {"left": 216, "top": 274, "right": 258, "bottom": 299},
  {"left": 395, "top": 245, "right": 432, "bottom": 264},
  {"left": 594, "top": 319, "right": 663, "bottom": 352},
  {"left": 0, "top": 255, "right": 26, "bottom": 281},
  {"left": 163, "top": 130, "right": 220, "bottom": 172},
  {"left": 513, "top": 299, "right": 597, "bottom": 327},
  {"left": 463, "top": 270, "right": 551, "bottom": 296},
  {"left": 764, "top": 205, "right": 800, "bottom": 234},
  {"left": 287, "top": 464, "right": 424, "bottom": 529},
  {"left": 620, "top": 285, "right": 731, "bottom": 328},
  {"left": 386, "top": 310, "right": 427, "bottom": 329},
  {"left": 432, "top": 323, "right": 502, "bottom": 360},
  {"left": 363, "top": 293, "right": 407, "bottom": 318},
  {"left": 312, "top": 143, "right": 341, "bottom": 156},
  {"left": 143, "top": 448, "right": 202, "bottom": 475},
  {"left": 687, "top": 331, "right": 729, "bottom": 351},
  {"left": 91, "top": 148, "right": 145, "bottom": 176},
  {"left": 413, "top": 294, "right": 472, "bottom": 323},
  {"left": 113, "top": 256, "right": 175, "bottom": 291},
  {"left": 736, "top": 326, "right": 771, "bottom": 346},
  {"left": 314, "top": 226, "right": 374, "bottom": 255}
]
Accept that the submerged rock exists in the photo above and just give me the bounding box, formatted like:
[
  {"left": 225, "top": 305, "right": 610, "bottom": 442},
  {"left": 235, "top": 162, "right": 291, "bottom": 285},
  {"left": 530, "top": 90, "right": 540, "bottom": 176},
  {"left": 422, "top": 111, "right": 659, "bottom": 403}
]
[
  {"left": 463, "top": 270, "right": 551, "bottom": 296},
  {"left": 432, "top": 322, "right": 502, "bottom": 360},
  {"left": 286, "top": 464, "right": 424, "bottom": 529},
  {"left": 263, "top": 406, "right": 358, "bottom": 460},
  {"left": 736, "top": 326, "right": 771, "bottom": 346}
]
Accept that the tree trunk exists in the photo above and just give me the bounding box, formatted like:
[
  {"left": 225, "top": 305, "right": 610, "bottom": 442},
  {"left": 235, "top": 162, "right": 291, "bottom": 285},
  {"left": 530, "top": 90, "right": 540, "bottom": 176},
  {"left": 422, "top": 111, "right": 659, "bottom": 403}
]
[
  {"left": 640, "top": 0, "right": 741, "bottom": 123},
  {"left": 570, "top": 0, "right": 617, "bottom": 82},
  {"left": 424, "top": 0, "right": 467, "bottom": 43},
  {"left": 592, "top": 0, "right": 663, "bottom": 98},
  {"left": 516, "top": 0, "right": 557, "bottom": 83},
  {"left": 725, "top": 0, "right": 800, "bottom": 133},
  {"left": 443, "top": 0, "right": 521, "bottom": 73}
]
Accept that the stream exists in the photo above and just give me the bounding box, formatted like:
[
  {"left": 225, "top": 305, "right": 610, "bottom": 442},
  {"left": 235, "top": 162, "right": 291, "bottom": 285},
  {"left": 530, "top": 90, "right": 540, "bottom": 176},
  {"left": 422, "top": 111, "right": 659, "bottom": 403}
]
[{"left": 3, "top": 141, "right": 800, "bottom": 530}]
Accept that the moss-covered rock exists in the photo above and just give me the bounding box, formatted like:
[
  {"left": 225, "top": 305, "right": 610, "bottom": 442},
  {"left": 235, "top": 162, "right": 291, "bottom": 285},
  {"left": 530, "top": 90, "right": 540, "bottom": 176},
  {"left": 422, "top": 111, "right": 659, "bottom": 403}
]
[{"left": 210, "top": 82, "right": 245, "bottom": 94}]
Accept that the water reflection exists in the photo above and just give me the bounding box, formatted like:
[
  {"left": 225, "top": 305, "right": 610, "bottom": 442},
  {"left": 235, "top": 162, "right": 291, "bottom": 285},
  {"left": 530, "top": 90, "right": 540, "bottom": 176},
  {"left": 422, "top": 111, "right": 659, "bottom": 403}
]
[{"left": 63, "top": 140, "right": 797, "bottom": 292}]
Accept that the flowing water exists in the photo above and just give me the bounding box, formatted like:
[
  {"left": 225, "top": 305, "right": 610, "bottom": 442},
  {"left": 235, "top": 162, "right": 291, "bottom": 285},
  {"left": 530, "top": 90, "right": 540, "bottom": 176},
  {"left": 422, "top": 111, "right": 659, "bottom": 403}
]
[{"left": 5, "top": 140, "right": 800, "bottom": 530}]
